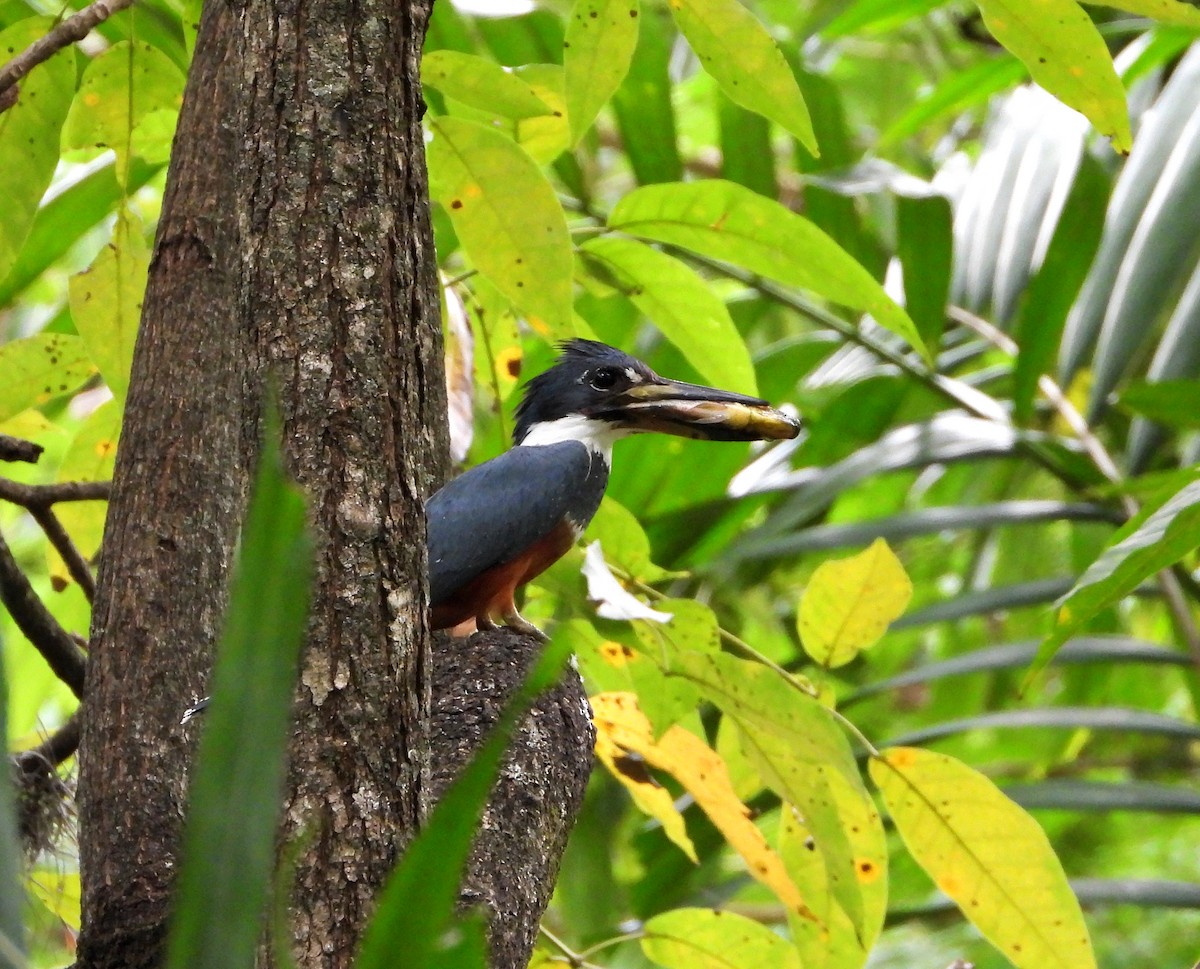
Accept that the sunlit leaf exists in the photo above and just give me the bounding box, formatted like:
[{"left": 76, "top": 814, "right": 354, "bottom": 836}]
[
  {"left": 870, "top": 747, "right": 1096, "bottom": 969},
  {"left": 68, "top": 206, "right": 150, "bottom": 401},
  {"left": 586, "top": 496, "right": 670, "bottom": 582},
  {"left": 1038, "top": 478, "right": 1200, "bottom": 672},
  {"left": 0, "top": 334, "right": 96, "bottom": 423},
  {"left": 48, "top": 400, "right": 123, "bottom": 587},
  {"left": 61, "top": 40, "right": 186, "bottom": 183},
  {"left": 513, "top": 65, "right": 571, "bottom": 165},
  {"left": 0, "top": 18, "right": 75, "bottom": 285},
  {"left": 579, "top": 236, "right": 756, "bottom": 393},
  {"left": 564, "top": 0, "right": 641, "bottom": 145},
  {"left": 632, "top": 599, "right": 720, "bottom": 734},
  {"left": 974, "top": 0, "right": 1130, "bottom": 152},
  {"left": 128, "top": 107, "right": 181, "bottom": 165},
  {"left": 423, "top": 50, "right": 553, "bottom": 120},
  {"left": 428, "top": 116, "right": 573, "bottom": 338},
  {"left": 28, "top": 869, "right": 81, "bottom": 930},
  {"left": 590, "top": 691, "right": 698, "bottom": 862},
  {"left": 670, "top": 651, "right": 881, "bottom": 936},
  {"left": 609, "top": 180, "right": 929, "bottom": 361},
  {"left": 798, "top": 538, "right": 912, "bottom": 668},
  {"left": 642, "top": 907, "right": 803, "bottom": 969},
  {"left": 668, "top": 0, "right": 816, "bottom": 153}
]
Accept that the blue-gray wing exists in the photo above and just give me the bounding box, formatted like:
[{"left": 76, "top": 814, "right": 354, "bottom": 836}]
[{"left": 426, "top": 442, "right": 608, "bottom": 605}]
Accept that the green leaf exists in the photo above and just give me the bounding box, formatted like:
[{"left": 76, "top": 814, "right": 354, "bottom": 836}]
[
  {"left": 1012, "top": 152, "right": 1110, "bottom": 423},
  {"left": 578, "top": 236, "right": 756, "bottom": 393},
  {"left": 870, "top": 747, "right": 1096, "bottom": 969},
  {"left": 128, "top": 107, "right": 181, "bottom": 165},
  {"left": 0, "top": 18, "right": 75, "bottom": 285},
  {"left": 609, "top": 180, "right": 928, "bottom": 362},
  {"left": 428, "top": 116, "right": 574, "bottom": 338},
  {"left": 611, "top": 6, "right": 682, "bottom": 185},
  {"left": 356, "top": 637, "right": 574, "bottom": 969},
  {"left": 632, "top": 598, "right": 720, "bottom": 735},
  {"left": 68, "top": 206, "right": 150, "bottom": 400},
  {"left": 798, "top": 538, "right": 912, "bottom": 668},
  {"left": 1038, "top": 479, "right": 1200, "bottom": 672},
  {"left": 422, "top": 50, "right": 553, "bottom": 120},
  {"left": 974, "top": 0, "right": 1130, "bottom": 152},
  {"left": 564, "top": 0, "right": 641, "bottom": 145},
  {"left": 895, "top": 193, "right": 951, "bottom": 352},
  {"left": 641, "top": 907, "right": 802, "bottom": 969},
  {"left": 1087, "top": 0, "right": 1200, "bottom": 26},
  {"left": 668, "top": 0, "right": 816, "bottom": 153},
  {"left": 1118, "top": 379, "right": 1200, "bottom": 429},
  {"left": 166, "top": 409, "right": 314, "bottom": 969},
  {"left": 0, "top": 334, "right": 96, "bottom": 423},
  {"left": 586, "top": 496, "right": 669, "bottom": 582},
  {"left": 61, "top": 40, "right": 186, "bottom": 183}
]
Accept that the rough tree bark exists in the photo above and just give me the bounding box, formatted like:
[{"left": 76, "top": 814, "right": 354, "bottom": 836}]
[{"left": 75, "top": 0, "right": 595, "bottom": 965}]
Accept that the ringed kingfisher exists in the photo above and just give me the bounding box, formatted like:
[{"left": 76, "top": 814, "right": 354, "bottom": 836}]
[{"left": 427, "top": 339, "right": 800, "bottom": 639}]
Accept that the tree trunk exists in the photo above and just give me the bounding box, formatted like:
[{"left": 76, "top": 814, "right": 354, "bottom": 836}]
[
  {"left": 75, "top": 0, "right": 594, "bottom": 964},
  {"left": 76, "top": 0, "right": 444, "bottom": 964},
  {"left": 431, "top": 630, "right": 595, "bottom": 969}
]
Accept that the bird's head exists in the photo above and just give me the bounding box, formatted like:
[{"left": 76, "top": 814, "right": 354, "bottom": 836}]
[{"left": 513, "top": 339, "right": 800, "bottom": 450}]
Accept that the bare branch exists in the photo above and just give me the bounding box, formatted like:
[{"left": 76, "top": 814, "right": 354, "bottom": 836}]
[
  {"left": 0, "top": 526, "right": 87, "bottom": 697},
  {"left": 30, "top": 505, "right": 96, "bottom": 600},
  {"left": 0, "top": 476, "right": 110, "bottom": 508},
  {"left": 0, "top": 434, "right": 43, "bottom": 464},
  {"left": 15, "top": 713, "right": 81, "bottom": 777},
  {"left": 0, "top": 0, "right": 135, "bottom": 113}
]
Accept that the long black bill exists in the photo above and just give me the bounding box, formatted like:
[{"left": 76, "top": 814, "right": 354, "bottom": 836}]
[{"left": 600, "top": 378, "right": 801, "bottom": 442}]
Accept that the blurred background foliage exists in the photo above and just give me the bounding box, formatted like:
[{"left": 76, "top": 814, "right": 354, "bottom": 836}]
[{"left": 2, "top": 0, "right": 1200, "bottom": 966}]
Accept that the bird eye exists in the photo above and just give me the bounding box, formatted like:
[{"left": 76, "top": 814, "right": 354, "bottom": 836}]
[{"left": 588, "top": 368, "right": 620, "bottom": 391}]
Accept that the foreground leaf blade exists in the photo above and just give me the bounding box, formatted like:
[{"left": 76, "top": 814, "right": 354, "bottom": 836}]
[
  {"left": 609, "top": 180, "right": 928, "bottom": 361},
  {"left": 974, "top": 0, "right": 1130, "bottom": 152},
  {"left": 798, "top": 538, "right": 912, "bottom": 668},
  {"left": 428, "top": 117, "right": 573, "bottom": 338},
  {"left": 564, "top": 0, "right": 641, "bottom": 145},
  {"left": 870, "top": 747, "right": 1095, "bottom": 969},
  {"left": 166, "top": 415, "right": 314, "bottom": 969},
  {"left": 642, "top": 907, "right": 802, "bottom": 969},
  {"left": 669, "top": 0, "right": 816, "bottom": 153}
]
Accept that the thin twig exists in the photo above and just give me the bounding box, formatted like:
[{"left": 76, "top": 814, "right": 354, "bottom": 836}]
[
  {"left": 0, "top": 477, "right": 110, "bottom": 507},
  {"left": 0, "top": 434, "right": 43, "bottom": 464},
  {"left": 14, "top": 713, "right": 81, "bottom": 777},
  {"left": 0, "top": 0, "right": 135, "bottom": 112},
  {"left": 29, "top": 506, "right": 96, "bottom": 601},
  {"left": 0, "top": 527, "right": 86, "bottom": 697}
]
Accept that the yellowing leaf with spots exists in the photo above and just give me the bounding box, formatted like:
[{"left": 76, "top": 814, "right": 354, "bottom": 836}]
[
  {"left": 69, "top": 206, "right": 150, "bottom": 401},
  {"left": 564, "top": 0, "right": 641, "bottom": 146},
  {"left": 668, "top": 0, "right": 816, "bottom": 154},
  {"left": 0, "top": 334, "right": 95, "bottom": 423},
  {"left": 609, "top": 181, "right": 930, "bottom": 363},
  {"left": 779, "top": 802, "right": 884, "bottom": 969},
  {"left": 642, "top": 907, "right": 802, "bottom": 969},
  {"left": 49, "top": 399, "right": 122, "bottom": 588},
  {"left": 669, "top": 651, "right": 883, "bottom": 938},
  {"left": 798, "top": 538, "right": 912, "bottom": 668},
  {"left": 975, "top": 0, "right": 1130, "bottom": 153},
  {"left": 870, "top": 747, "right": 1096, "bottom": 969},
  {"left": 513, "top": 65, "right": 571, "bottom": 165},
  {"left": 592, "top": 692, "right": 697, "bottom": 862},
  {"left": 61, "top": 40, "right": 186, "bottom": 183},
  {"left": 591, "top": 691, "right": 815, "bottom": 920},
  {"left": 428, "top": 117, "right": 573, "bottom": 338}
]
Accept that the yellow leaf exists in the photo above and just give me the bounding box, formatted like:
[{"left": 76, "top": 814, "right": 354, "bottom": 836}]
[
  {"left": 870, "top": 747, "right": 1096, "bottom": 969},
  {"left": 798, "top": 538, "right": 912, "bottom": 668},
  {"left": 29, "top": 868, "right": 81, "bottom": 929},
  {"left": 592, "top": 692, "right": 697, "bottom": 862},
  {"left": 642, "top": 907, "right": 802, "bottom": 969},
  {"left": 591, "top": 691, "right": 815, "bottom": 921}
]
